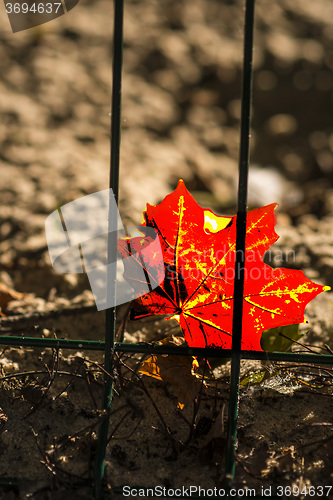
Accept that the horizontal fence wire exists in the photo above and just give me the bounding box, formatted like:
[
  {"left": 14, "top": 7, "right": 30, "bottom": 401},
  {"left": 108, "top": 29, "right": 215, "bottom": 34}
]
[{"left": 1, "top": 336, "right": 333, "bottom": 365}]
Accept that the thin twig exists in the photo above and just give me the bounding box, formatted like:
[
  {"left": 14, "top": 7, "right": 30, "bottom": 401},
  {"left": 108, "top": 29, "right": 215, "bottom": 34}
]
[
  {"left": 24, "top": 349, "right": 60, "bottom": 418},
  {"left": 69, "top": 355, "right": 118, "bottom": 395},
  {"left": 325, "top": 344, "right": 333, "bottom": 355},
  {"left": 107, "top": 409, "right": 136, "bottom": 444},
  {"left": 177, "top": 359, "right": 208, "bottom": 451},
  {"left": 280, "top": 332, "right": 333, "bottom": 356},
  {"left": 0, "top": 303, "right": 97, "bottom": 328},
  {"left": 118, "top": 358, "right": 180, "bottom": 456},
  {"left": 280, "top": 363, "right": 333, "bottom": 380},
  {"left": 115, "top": 302, "right": 132, "bottom": 343},
  {"left": 235, "top": 452, "right": 266, "bottom": 481},
  {"left": 53, "top": 357, "right": 93, "bottom": 402},
  {"left": 54, "top": 413, "right": 109, "bottom": 452},
  {"left": 0, "top": 370, "right": 91, "bottom": 383}
]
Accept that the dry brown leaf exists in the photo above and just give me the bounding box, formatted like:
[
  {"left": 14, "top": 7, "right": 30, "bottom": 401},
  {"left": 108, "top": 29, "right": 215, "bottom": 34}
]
[
  {"left": 140, "top": 336, "right": 203, "bottom": 408},
  {"left": 0, "top": 282, "right": 24, "bottom": 313},
  {"left": 202, "top": 405, "right": 225, "bottom": 445}
]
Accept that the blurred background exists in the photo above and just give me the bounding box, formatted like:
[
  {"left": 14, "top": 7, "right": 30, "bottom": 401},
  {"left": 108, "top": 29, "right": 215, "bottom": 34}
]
[
  {"left": 0, "top": 1, "right": 333, "bottom": 489},
  {"left": 0, "top": 0, "right": 333, "bottom": 294}
]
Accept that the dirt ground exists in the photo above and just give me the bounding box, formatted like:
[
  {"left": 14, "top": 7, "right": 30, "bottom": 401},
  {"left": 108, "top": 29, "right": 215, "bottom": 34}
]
[{"left": 1, "top": 0, "right": 333, "bottom": 498}]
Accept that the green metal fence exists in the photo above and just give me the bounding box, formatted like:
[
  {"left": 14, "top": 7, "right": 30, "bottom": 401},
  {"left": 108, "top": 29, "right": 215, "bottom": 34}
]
[{"left": 1, "top": 0, "right": 333, "bottom": 499}]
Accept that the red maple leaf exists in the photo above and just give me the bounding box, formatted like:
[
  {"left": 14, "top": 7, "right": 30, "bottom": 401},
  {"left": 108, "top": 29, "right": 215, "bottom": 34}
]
[{"left": 120, "top": 180, "right": 329, "bottom": 351}]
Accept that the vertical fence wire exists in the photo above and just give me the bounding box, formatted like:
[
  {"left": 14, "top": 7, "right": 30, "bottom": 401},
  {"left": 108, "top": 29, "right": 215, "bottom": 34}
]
[
  {"left": 94, "top": 0, "right": 124, "bottom": 498},
  {"left": 225, "top": 0, "right": 255, "bottom": 486}
]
